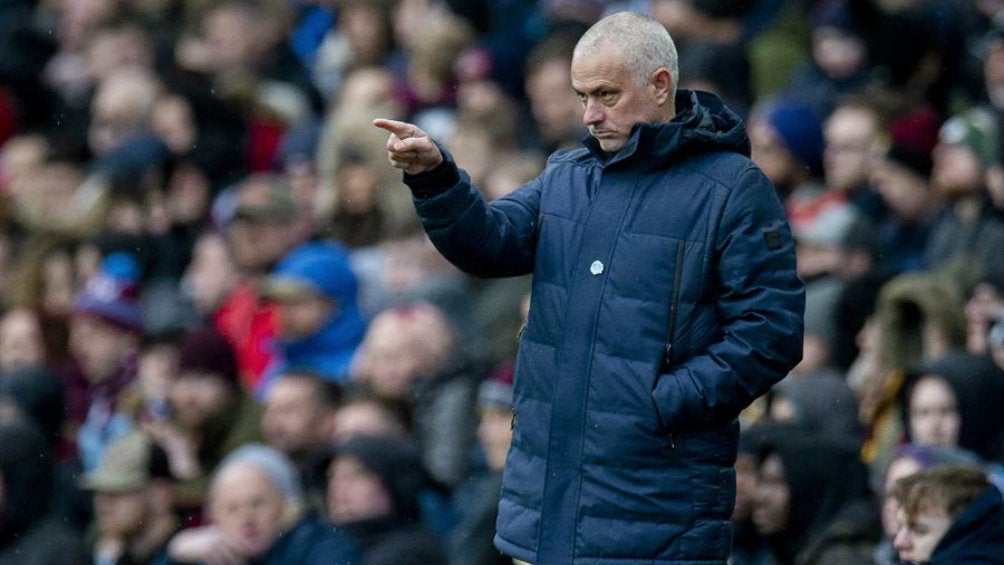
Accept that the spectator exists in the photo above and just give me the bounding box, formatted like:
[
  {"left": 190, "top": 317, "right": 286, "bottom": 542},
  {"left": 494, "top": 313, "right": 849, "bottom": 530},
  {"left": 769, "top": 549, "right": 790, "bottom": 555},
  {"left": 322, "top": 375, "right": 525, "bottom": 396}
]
[
  {"left": 891, "top": 465, "right": 1004, "bottom": 565},
  {"left": 0, "top": 421, "right": 89, "bottom": 565},
  {"left": 321, "top": 435, "right": 446, "bottom": 565},
  {"left": 167, "top": 444, "right": 360, "bottom": 565},
  {"left": 259, "top": 240, "right": 367, "bottom": 392},
  {"left": 262, "top": 370, "right": 343, "bottom": 478},
  {"left": 927, "top": 108, "right": 1004, "bottom": 282},
  {"left": 330, "top": 388, "right": 411, "bottom": 442},
  {"left": 144, "top": 326, "right": 262, "bottom": 516},
  {"left": 352, "top": 302, "right": 480, "bottom": 488},
  {"left": 749, "top": 97, "right": 825, "bottom": 201},
  {"left": 214, "top": 173, "right": 308, "bottom": 390},
  {"left": 83, "top": 431, "right": 178, "bottom": 565},
  {"left": 65, "top": 252, "right": 145, "bottom": 471},
  {"left": 753, "top": 430, "right": 880, "bottom": 565},
  {"left": 870, "top": 141, "right": 939, "bottom": 275},
  {"left": 899, "top": 350, "right": 1004, "bottom": 463},
  {"left": 447, "top": 368, "right": 513, "bottom": 565},
  {"left": 875, "top": 444, "right": 983, "bottom": 565}
]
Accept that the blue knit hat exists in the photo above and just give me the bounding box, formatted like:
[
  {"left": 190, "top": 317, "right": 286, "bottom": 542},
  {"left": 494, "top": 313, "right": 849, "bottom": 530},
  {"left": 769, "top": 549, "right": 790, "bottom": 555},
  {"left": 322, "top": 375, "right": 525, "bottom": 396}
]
[
  {"left": 766, "top": 99, "right": 825, "bottom": 176},
  {"left": 73, "top": 252, "right": 143, "bottom": 333}
]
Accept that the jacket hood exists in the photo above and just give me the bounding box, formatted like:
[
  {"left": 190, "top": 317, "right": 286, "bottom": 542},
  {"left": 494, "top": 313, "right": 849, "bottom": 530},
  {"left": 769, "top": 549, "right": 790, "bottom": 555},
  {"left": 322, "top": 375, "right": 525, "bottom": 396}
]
[
  {"left": 901, "top": 351, "right": 1004, "bottom": 461},
  {"left": 930, "top": 486, "right": 1004, "bottom": 564},
  {"left": 872, "top": 274, "right": 967, "bottom": 372},
  {"left": 0, "top": 365, "right": 65, "bottom": 448},
  {"left": 760, "top": 431, "right": 874, "bottom": 564},
  {"left": 772, "top": 369, "right": 863, "bottom": 449},
  {"left": 584, "top": 89, "right": 750, "bottom": 168},
  {"left": 0, "top": 422, "right": 52, "bottom": 543}
]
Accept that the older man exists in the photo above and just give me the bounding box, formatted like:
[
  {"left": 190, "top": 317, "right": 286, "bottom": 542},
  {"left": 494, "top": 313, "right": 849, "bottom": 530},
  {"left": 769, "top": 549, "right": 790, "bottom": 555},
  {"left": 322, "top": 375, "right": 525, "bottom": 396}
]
[{"left": 375, "top": 11, "right": 803, "bottom": 565}]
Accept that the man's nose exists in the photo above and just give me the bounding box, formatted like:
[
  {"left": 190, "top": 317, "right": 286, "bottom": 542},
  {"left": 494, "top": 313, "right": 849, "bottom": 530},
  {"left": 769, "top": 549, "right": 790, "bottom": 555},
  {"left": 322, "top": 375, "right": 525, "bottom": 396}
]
[
  {"left": 583, "top": 100, "right": 603, "bottom": 126},
  {"left": 892, "top": 527, "right": 909, "bottom": 551}
]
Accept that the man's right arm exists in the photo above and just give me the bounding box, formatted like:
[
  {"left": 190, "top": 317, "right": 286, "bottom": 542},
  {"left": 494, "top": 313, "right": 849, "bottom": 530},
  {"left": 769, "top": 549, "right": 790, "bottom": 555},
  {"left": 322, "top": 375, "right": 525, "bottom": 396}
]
[{"left": 375, "top": 119, "right": 542, "bottom": 278}]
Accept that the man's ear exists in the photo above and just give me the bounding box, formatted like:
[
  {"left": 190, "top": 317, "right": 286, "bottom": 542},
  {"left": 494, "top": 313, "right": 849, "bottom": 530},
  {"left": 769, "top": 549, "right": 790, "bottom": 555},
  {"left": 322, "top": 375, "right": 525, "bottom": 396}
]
[{"left": 651, "top": 67, "right": 673, "bottom": 105}]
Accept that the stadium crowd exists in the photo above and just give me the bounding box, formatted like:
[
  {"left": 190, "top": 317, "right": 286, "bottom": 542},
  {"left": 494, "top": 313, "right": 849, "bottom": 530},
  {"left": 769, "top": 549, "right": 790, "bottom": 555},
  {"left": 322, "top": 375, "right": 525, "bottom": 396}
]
[{"left": 1, "top": 0, "right": 1004, "bottom": 564}]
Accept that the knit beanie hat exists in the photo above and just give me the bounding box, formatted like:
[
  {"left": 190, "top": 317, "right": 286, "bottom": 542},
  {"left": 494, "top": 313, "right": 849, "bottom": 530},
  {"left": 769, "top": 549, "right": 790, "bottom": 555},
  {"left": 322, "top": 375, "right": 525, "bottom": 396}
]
[
  {"left": 885, "top": 142, "right": 933, "bottom": 179},
  {"left": 765, "top": 99, "right": 825, "bottom": 176},
  {"left": 72, "top": 251, "right": 143, "bottom": 333},
  {"left": 177, "top": 326, "right": 240, "bottom": 387},
  {"left": 939, "top": 108, "right": 999, "bottom": 167}
]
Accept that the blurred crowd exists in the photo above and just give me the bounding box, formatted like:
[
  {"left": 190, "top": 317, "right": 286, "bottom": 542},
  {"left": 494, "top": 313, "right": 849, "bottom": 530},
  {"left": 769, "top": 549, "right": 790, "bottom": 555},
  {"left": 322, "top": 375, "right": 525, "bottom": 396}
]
[{"left": 2, "top": 0, "right": 1004, "bottom": 564}]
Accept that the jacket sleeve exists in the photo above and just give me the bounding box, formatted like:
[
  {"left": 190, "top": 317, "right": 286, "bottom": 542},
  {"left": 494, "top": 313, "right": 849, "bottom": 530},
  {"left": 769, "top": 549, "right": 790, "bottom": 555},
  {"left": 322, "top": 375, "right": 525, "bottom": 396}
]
[
  {"left": 652, "top": 165, "right": 804, "bottom": 431},
  {"left": 405, "top": 152, "right": 542, "bottom": 278}
]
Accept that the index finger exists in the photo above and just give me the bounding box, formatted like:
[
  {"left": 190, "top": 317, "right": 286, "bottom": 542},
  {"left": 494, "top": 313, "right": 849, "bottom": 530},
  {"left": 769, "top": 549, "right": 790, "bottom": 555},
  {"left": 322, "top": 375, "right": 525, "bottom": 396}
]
[{"left": 373, "top": 118, "right": 417, "bottom": 139}]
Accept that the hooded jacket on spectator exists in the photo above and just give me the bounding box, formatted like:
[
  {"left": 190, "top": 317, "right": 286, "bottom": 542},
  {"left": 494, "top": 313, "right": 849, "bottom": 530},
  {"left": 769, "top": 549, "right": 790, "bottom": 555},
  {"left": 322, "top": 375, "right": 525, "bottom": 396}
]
[{"left": 0, "top": 422, "right": 88, "bottom": 565}]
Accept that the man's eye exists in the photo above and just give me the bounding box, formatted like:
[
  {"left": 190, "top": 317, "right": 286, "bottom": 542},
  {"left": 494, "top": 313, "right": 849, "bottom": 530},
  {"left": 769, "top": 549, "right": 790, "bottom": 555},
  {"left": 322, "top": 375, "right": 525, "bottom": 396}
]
[{"left": 600, "top": 91, "right": 615, "bottom": 101}]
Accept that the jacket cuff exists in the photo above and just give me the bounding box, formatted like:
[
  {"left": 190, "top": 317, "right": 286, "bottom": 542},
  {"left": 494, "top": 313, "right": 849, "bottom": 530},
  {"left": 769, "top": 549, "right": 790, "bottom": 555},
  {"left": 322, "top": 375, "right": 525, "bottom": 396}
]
[{"left": 403, "top": 157, "right": 461, "bottom": 198}]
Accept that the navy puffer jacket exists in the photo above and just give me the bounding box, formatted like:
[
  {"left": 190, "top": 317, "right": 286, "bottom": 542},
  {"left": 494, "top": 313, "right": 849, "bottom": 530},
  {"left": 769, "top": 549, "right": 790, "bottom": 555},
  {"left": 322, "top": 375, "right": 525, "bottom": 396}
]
[{"left": 407, "top": 90, "right": 804, "bottom": 565}]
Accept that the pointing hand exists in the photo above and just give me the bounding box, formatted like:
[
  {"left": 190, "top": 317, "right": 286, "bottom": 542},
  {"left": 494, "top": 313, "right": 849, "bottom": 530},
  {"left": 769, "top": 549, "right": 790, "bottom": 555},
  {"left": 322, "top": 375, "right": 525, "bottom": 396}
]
[{"left": 373, "top": 118, "right": 444, "bottom": 175}]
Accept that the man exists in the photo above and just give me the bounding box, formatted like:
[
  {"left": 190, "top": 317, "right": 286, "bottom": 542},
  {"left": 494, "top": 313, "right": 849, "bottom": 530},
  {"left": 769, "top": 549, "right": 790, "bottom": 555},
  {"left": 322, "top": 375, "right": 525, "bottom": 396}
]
[
  {"left": 262, "top": 370, "right": 342, "bottom": 476},
  {"left": 891, "top": 465, "right": 1004, "bottom": 564},
  {"left": 215, "top": 173, "right": 311, "bottom": 390},
  {"left": 166, "top": 444, "right": 360, "bottom": 565},
  {"left": 84, "top": 432, "right": 178, "bottom": 565},
  {"left": 375, "top": 11, "right": 803, "bottom": 564},
  {"left": 66, "top": 252, "right": 145, "bottom": 471},
  {"left": 144, "top": 326, "right": 262, "bottom": 515},
  {"left": 259, "top": 240, "right": 367, "bottom": 394}
]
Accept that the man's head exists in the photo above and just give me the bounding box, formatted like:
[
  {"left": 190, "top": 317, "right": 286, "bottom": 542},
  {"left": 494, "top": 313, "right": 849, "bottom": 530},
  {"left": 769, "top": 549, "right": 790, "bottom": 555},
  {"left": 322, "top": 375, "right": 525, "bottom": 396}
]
[
  {"left": 892, "top": 465, "right": 990, "bottom": 563},
  {"left": 70, "top": 252, "right": 143, "bottom": 384},
  {"left": 823, "top": 101, "right": 881, "bottom": 191},
  {"left": 84, "top": 432, "right": 173, "bottom": 541},
  {"left": 571, "top": 11, "right": 678, "bottom": 153},
  {"left": 931, "top": 109, "right": 998, "bottom": 200},
  {"left": 262, "top": 242, "right": 359, "bottom": 340},
  {"left": 525, "top": 33, "right": 583, "bottom": 149},
  {"left": 872, "top": 143, "right": 934, "bottom": 223},
  {"left": 225, "top": 174, "right": 300, "bottom": 273},
  {"left": 209, "top": 445, "right": 302, "bottom": 559},
  {"left": 263, "top": 372, "right": 341, "bottom": 461},
  {"left": 169, "top": 326, "right": 240, "bottom": 430},
  {"left": 353, "top": 302, "right": 456, "bottom": 400}
]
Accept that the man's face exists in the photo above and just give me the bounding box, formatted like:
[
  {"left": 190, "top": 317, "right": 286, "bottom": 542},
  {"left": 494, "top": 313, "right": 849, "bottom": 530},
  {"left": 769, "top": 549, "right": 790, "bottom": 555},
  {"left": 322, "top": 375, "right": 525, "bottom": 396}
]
[
  {"left": 211, "top": 465, "right": 286, "bottom": 558},
  {"left": 753, "top": 453, "right": 789, "bottom": 535},
  {"left": 94, "top": 489, "right": 149, "bottom": 538},
  {"left": 931, "top": 143, "right": 983, "bottom": 199},
  {"left": 824, "top": 107, "right": 878, "bottom": 190},
  {"left": 69, "top": 316, "right": 136, "bottom": 384},
  {"left": 263, "top": 378, "right": 328, "bottom": 457},
  {"left": 0, "top": 308, "right": 45, "bottom": 374},
  {"left": 872, "top": 159, "right": 930, "bottom": 222},
  {"left": 527, "top": 58, "right": 581, "bottom": 144},
  {"left": 571, "top": 45, "right": 668, "bottom": 153},
  {"left": 276, "top": 294, "right": 334, "bottom": 340},
  {"left": 894, "top": 504, "right": 952, "bottom": 563},
  {"left": 882, "top": 457, "right": 922, "bottom": 537},
  {"left": 168, "top": 372, "right": 232, "bottom": 430},
  {"left": 326, "top": 455, "right": 392, "bottom": 524}
]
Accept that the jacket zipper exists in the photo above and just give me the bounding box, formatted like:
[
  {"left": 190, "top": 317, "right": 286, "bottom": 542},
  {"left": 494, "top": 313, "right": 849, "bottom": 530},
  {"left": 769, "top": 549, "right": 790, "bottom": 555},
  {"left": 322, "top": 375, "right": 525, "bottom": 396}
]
[
  {"left": 664, "top": 240, "right": 685, "bottom": 367},
  {"left": 664, "top": 240, "right": 685, "bottom": 450}
]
